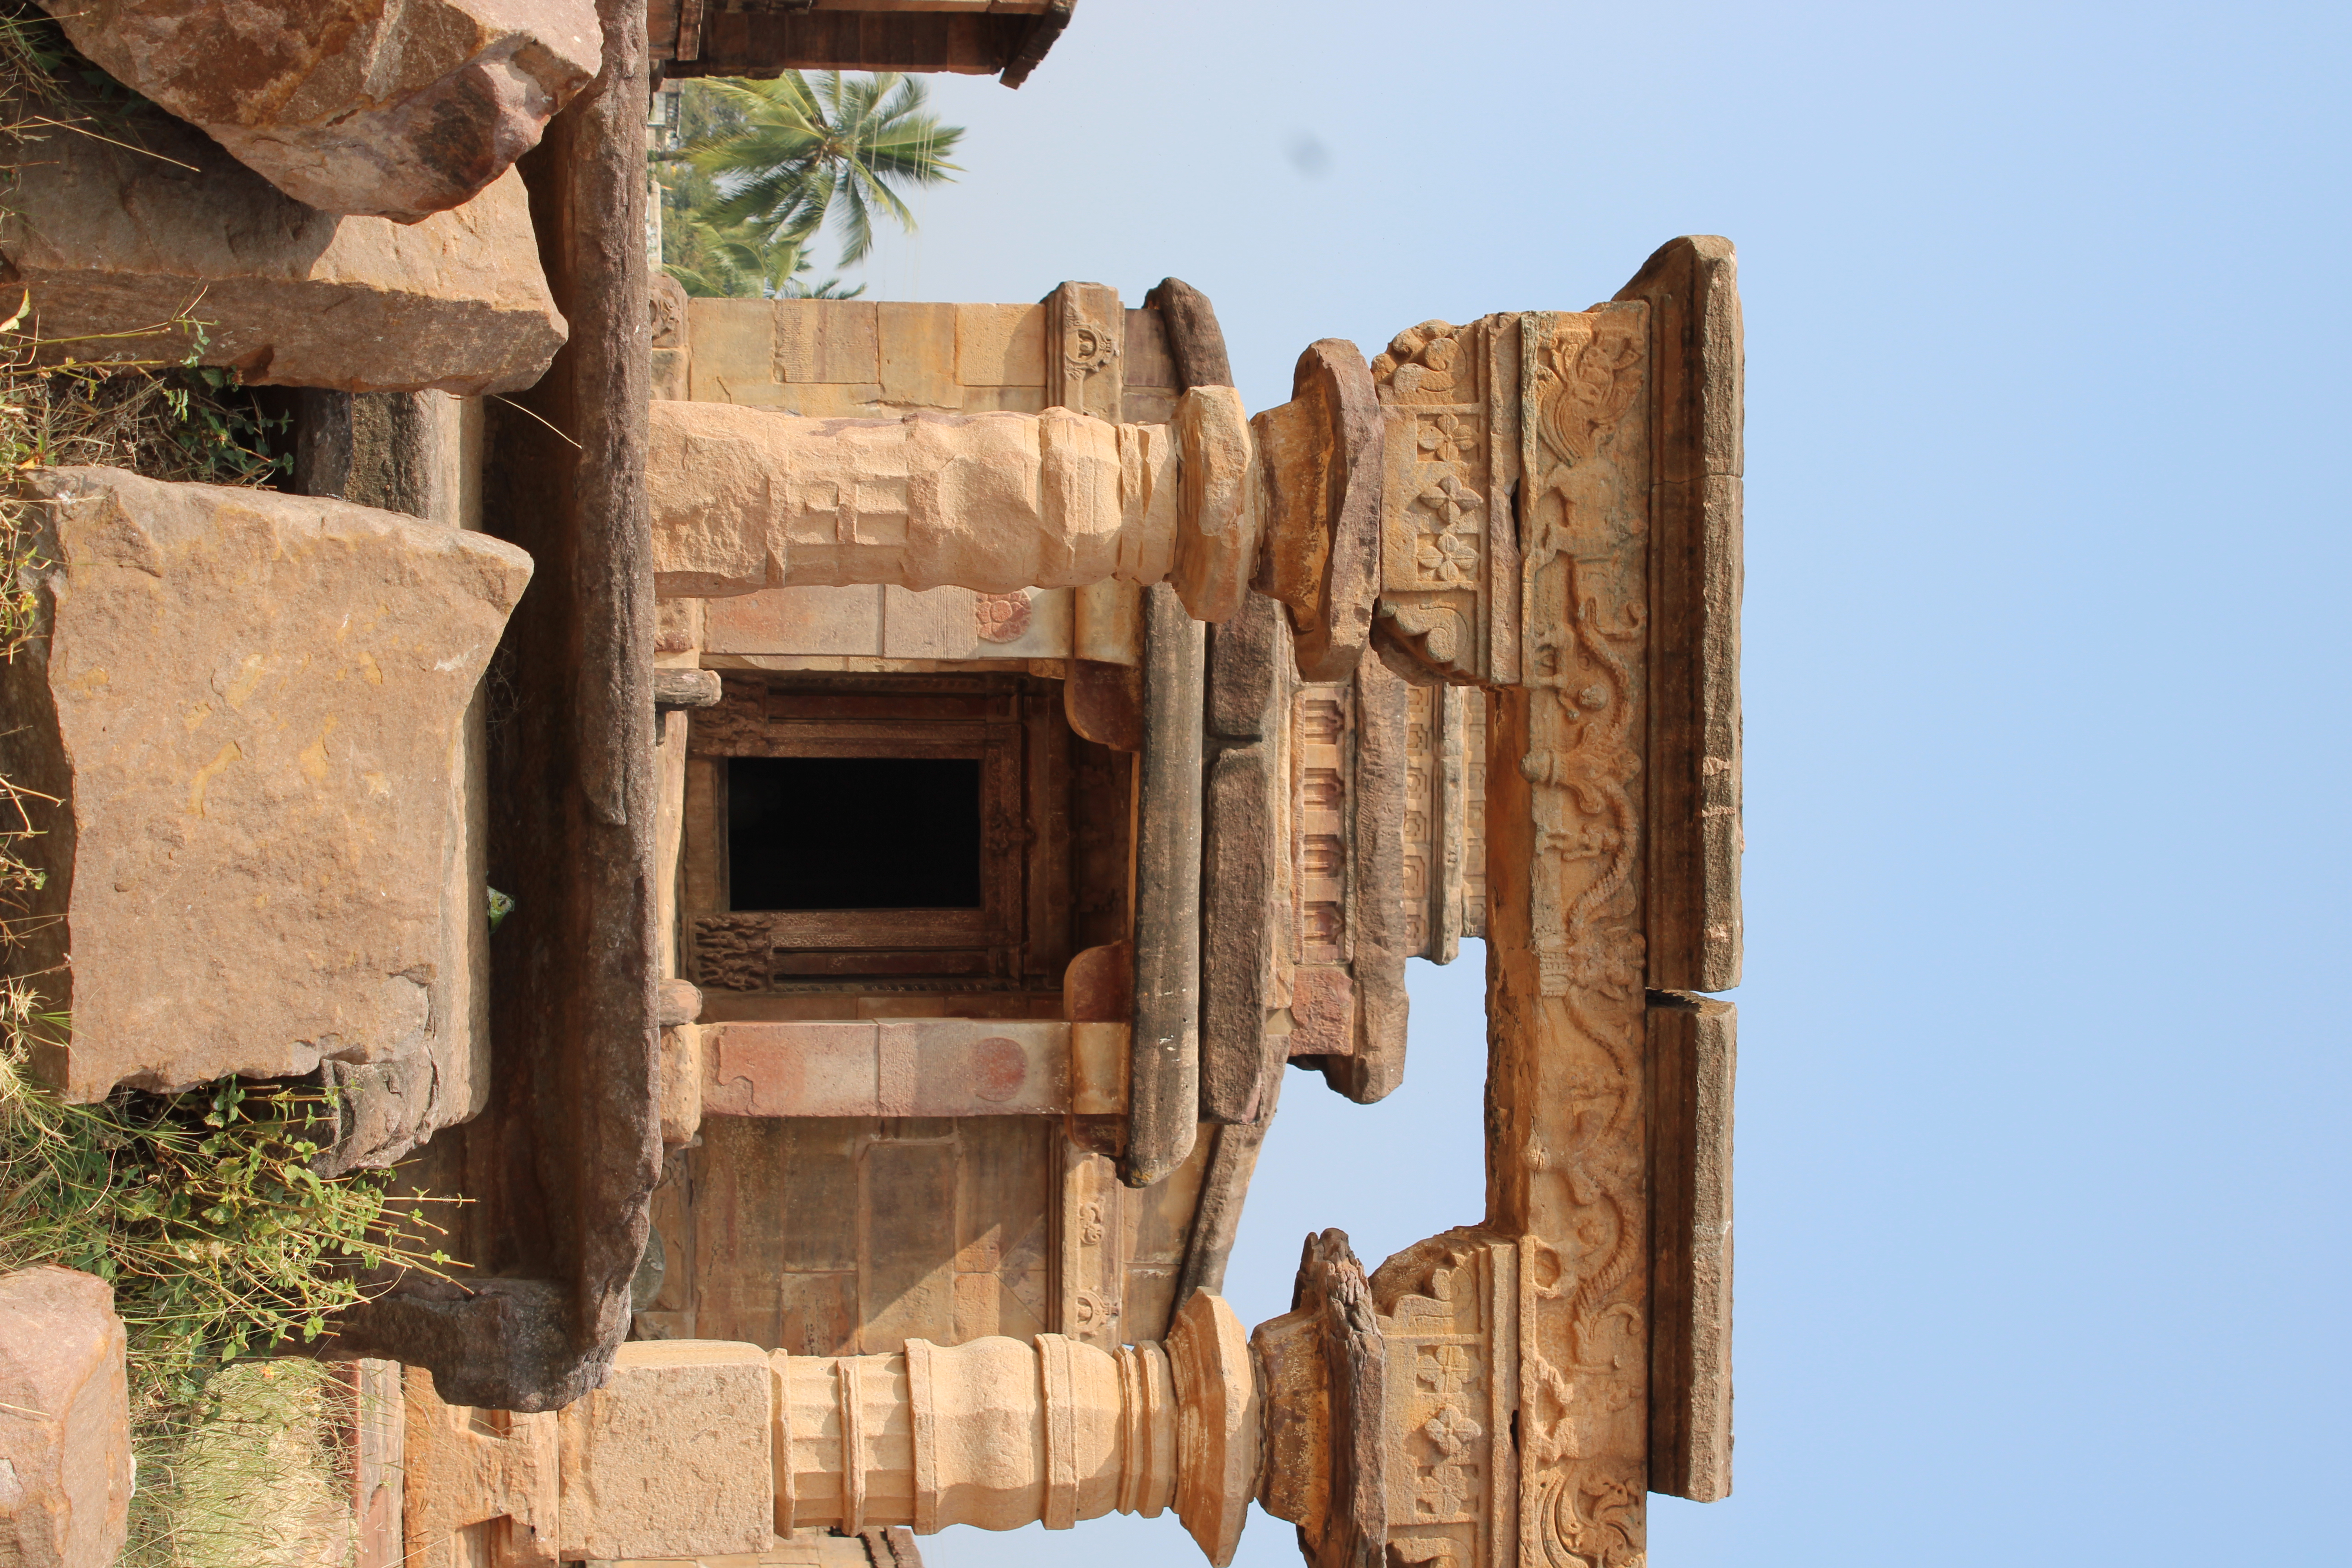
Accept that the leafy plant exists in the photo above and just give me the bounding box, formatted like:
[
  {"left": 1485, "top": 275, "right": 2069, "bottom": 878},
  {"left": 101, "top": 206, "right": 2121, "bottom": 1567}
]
[
  {"left": 0, "top": 1014, "right": 465, "bottom": 1408},
  {"left": 0, "top": 294, "right": 291, "bottom": 485}
]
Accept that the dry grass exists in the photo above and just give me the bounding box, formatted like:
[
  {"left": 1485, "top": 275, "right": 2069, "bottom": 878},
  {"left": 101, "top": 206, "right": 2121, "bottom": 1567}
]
[{"left": 123, "top": 1358, "right": 360, "bottom": 1568}]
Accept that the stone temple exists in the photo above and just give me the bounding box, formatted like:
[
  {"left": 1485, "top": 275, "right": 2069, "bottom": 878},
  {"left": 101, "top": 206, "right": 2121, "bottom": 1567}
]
[{"left": 0, "top": 4, "right": 1741, "bottom": 1566}]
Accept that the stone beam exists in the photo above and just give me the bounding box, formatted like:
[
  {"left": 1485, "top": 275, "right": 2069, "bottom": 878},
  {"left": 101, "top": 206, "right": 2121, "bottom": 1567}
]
[
  {"left": 0, "top": 120, "right": 566, "bottom": 395},
  {"left": 697, "top": 1019, "right": 1128, "bottom": 1119}
]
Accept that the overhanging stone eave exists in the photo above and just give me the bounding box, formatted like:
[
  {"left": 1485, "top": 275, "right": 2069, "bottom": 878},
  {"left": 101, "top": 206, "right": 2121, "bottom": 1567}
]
[{"left": 649, "top": 1, "right": 1076, "bottom": 87}]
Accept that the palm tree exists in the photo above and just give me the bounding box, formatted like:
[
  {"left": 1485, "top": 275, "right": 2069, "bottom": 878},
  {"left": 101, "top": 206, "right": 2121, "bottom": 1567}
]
[
  {"left": 660, "top": 72, "right": 962, "bottom": 277},
  {"left": 662, "top": 206, "right": 864, "bottom": 300}
]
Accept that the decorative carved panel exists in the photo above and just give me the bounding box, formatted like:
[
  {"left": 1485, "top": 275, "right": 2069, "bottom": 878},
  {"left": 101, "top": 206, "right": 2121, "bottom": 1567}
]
[
  {"left": 1487, "top": 299, "right": 1654, "bottom": 1567},
  {"left": 1371, "top": 318, "right": 1523, "bottom": 686},
  {"left": 1045, "top": 281, "right": 1125, "bottom": 423},
  {"left": 1370, "top": 1230, "right": 1519, "bottom": 1568}
]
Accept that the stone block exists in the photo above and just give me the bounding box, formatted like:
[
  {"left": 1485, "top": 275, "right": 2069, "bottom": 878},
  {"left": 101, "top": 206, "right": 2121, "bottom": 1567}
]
[
  {"left": 557, "top": 1341, "right": 775, "bottom": 1562},
  {"left": 701, "top": 1020, "right": 1084, "bottom": 1118},
  {"left": 876, "top": 585, "right": 1071, "bottom": 661},
  {"left": 1123, "top": 307, "right": 1176, "bottom": 391},
  {"left": 954, "top": 304, "right": 1046, "bottom": 388},
  {"left": 689, "top": 298, "right": 781, "bottom": 402},
  {"left": 877, "top": 303, "right": 959, "bottom": 410},
  {"left": 0, "top": 1267, "right": 130, "bottom": 1568},
  {"left": 652, "top": 346, "right": 691, "bottom": 402},
  {"left": 705, "top": 585, "right": 884, "bottom": 657},
  {"left": 1169, "top": 387, "right": 1260, "bottom": 624},
  {"left": 38, "top": 0, "right": 600, "bottom": 222},
  {"left": 660, "top": 1021, "right": 704, "bottom": 1150},
  {"left": 0, "top": 468, "right": 532, "bottom": 1107},
  {"left": 0, "top": 112, "right": 565, "bottom": 395},
  {"left": 777, "top": 300, "right": 881, "bottom": 387},
  {"left": 402, "top": 1363, "right": 560, "bottom": 1566},
  {"left": 957, "top": 385, "right": 1049, "bottom": 416}
]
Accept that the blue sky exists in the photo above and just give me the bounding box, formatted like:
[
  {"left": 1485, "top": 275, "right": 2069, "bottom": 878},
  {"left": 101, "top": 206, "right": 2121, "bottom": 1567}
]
[{"left": 823, "top": 3, "right": 2352, "bottom": 1562}]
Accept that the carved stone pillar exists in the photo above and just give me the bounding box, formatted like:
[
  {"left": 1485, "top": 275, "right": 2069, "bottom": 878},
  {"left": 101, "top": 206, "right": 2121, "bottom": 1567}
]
[
  {"left": 772, "top": 1292, "right": 1259, "bottom": 1560},
  {"left": 646, "top": 394, "right": 1256, "bottom": 624},
  {"left": 403, "top": 1299, "right": 1262, "bottom": 1566},
  {"left": 647, "top": 357, "right": 1375, "bottom": 636}
]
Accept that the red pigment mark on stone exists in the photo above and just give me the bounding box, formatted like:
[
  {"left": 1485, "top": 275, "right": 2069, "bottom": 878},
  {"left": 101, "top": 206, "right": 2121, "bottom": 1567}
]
[{"left": 969, "top": 1036, "right": 1028, "bottom": 1102}]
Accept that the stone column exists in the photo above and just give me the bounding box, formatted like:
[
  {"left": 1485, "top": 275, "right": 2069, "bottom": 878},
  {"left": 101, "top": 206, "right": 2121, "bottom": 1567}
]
[
  {"left": 403, "top": 1295, "right": 1262, "bottom": 1566},
  {"left": 647, "top": 367, "right": 1369, "bottom": 636},
  {"left": 778, "top": 1292, "right": 1257, "bottom": 1565}
]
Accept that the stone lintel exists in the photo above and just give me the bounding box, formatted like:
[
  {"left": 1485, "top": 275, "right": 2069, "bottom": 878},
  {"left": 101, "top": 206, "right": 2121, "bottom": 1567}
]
[
  {"left": 0, "top": 112, "right": 566, "bottom": 395},
  {"left": 699, "top": 1019, "right": 1125, "bottom": 1119}
]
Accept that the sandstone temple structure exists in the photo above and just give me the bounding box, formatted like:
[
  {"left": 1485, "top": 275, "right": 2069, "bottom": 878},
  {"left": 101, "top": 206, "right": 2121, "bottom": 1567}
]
[{"left": 0, "top": 4, "right": 1739, "bottom": 1566}]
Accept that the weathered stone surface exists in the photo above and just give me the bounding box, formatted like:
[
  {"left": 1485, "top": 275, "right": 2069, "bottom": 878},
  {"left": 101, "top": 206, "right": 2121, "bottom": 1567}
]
[
  {"left": 1617, "top": 236, "right": 1744, "bottom": 994},
  {"left": 401, "top": 1361, "right": 561, "bottom": 1566},
  {"left": 329, "top": 0, "right": 661, "bottom": 1413},
  {"left": 41, "top": 0, "right": 601, "bottom": 223},
  {"left": 1647, "top": 991, "right": 1736, "bottom": 1503},
  {"left": 0, "top": 1267, "right": 130, "bottom": 1568},
  {"left": 659, "top": 1022, "right": 704, "bottom": 1150},
  {"left": 351, "top": 1358, "right": 405, "bottom": 1568},
  {"left": 1142, "top": 278, "right": 1233, "bottom": 393},
  {"left": 1200, "top": 591, "right": 1290, "bottom": 1126},
  {"left": 648, "top": 392, "right": 1256, "bottom": 622},
  {"left": 1169, "top": 386, "right": 1258, "bottom": 624},
  {"left": 0, "top": 112, "right": 566, "bottom": 394},
  {"left": 648, "top": 401, "right": 1176, "bottom": 599},
  {"left": 0, "top": 468, "right": 532, "bottom": 1104},
  {"left": 1125, "top": 584, "right": 1203, "bottom": 1188},
  {"left": 1165, "top": 1291, "right": 1259, "bottom": 1567},
  {"left": 654, "top": 668, "right": 723, "bottom": 710},
  {"left": 1295, "top": 644, "right": 1410, "bottom": 1105},
  {"left": 1250, "top": 1231, "right": 1383, "bottom": 1568},
  {"left": 700, "top": 1019, "right": 1079, "bottom": 1118},
  {"left": 1257, "top": 341, "right": 1381, "bottom": 682},
  {"left": 1045, "top": 281, "right": 1124, "bottom": 422},
  {"left": 777, "top": 1333, "right": 1177, "bottom": 1536},
  {"left": 557, "top": 1341, "right": 773, "bottom": 1561}
]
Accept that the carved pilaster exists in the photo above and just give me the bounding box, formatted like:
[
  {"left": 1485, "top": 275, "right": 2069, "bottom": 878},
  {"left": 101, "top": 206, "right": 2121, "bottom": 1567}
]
[
  {"left": 1486, "top": 299, "right": 1653, "bottom": 1568},
  {"left": 1370, "top": 1230, "right": 1519, "bottom": 1568},
  {"left": 1047, "top": 281, "right": 1126, "bottom": 421},
  {"left": 1370, "top": 318, "right": 1523, "bottom": 686},
  {"left": 1058, "top": 1142, "right": 1128, "bottom": 1348}
]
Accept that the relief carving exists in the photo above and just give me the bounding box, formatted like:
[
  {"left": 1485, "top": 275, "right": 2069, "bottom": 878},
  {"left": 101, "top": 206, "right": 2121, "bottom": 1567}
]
[
  {"left": 975, "top": 590, "right": 1034, "bottom": 644},
  {"left": 1373, "top": 321, "right": 1488, "bottom": 682},
  {"left": 1047, "top": 281, "right": 1126, "bottom": 423},
  {"left": 1501, "top": 302, "right": 1653, "bottom": 1568},
  {"left": 691, "top": 913, "right": 774, "bottom": 991},
  {"left": 1367, "top": 1229, "right": 1518, "bottom": 1568}
]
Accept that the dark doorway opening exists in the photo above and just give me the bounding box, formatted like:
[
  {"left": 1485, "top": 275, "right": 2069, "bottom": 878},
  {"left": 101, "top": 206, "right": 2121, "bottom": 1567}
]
[{"left": 727, "top": 756, "right": 983, "bottom": 910}]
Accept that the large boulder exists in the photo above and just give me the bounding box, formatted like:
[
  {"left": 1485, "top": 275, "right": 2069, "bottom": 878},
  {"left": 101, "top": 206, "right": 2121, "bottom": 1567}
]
[
  {"left": 0, "top": 1267, "right": 131, "bottom": 1568},
  {"left": 36, "top": 0, "right": 601, "bottom": 223},
  {"left": 0, "top": 469, "right": 532, "bottom": 1130},
  {"left": 0, "top": 107, "right": 566, "bottom": 395}
]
